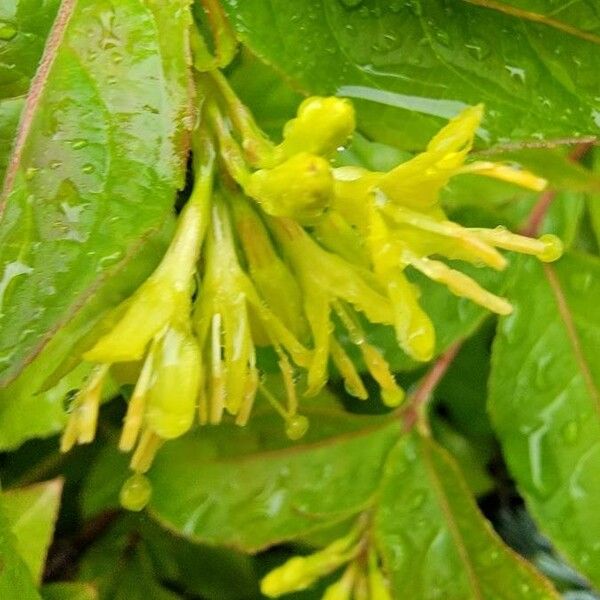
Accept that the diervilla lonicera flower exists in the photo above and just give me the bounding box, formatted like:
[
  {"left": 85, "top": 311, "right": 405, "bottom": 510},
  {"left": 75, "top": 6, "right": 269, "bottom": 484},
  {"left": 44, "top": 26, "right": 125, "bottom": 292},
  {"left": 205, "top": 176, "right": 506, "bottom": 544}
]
[{"left": 59, "top": 55, "right": 563, "bottom": 510}]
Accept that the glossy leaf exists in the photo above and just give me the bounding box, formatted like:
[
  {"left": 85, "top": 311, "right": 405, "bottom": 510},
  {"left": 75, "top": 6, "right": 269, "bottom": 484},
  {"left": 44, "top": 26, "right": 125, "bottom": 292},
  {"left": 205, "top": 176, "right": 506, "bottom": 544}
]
[
  {"left": 588, "top": 148, "right": 600, "bottom": 248},
  {"left": 0, "top": 0, "right": 61, "bottom": 180},
  {"left": 2, "top": 478, "right": 63, "bottom": 583},
  {"left": 146, "top": 402, "right": 401, "bottom": 552},
  {"left": 489, "top": 252, "right": 600, "bottom": 587},
  {"left": 222, "top": 0, "right": 600, "bottom": 150},
  {"left": 374, "top": 432, "right": 559, "bottom": 599},
  {"left": 0, "top": 0, "right": 192, "bottom": 444},
  {"left": 0, "top": 498, "right": 41, "bottom": 599}
]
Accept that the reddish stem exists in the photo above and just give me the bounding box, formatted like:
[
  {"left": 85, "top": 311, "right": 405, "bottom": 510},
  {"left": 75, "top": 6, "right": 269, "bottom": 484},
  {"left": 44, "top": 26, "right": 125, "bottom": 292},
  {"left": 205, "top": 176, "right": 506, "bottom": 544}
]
[
  {"left": 402, "top": 341, "right": 462, "bottom": 431},
  {"left": 521, "top": 142, "right": 593, "bottom": 237}
]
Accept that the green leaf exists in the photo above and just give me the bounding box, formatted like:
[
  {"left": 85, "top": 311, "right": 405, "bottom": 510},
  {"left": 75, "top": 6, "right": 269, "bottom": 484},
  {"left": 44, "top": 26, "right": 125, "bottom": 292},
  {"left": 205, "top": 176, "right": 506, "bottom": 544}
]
[
  {"left": 0, "top": 0, "right": 61, "bottom": 180},
  {"left": 222, "top": 0, "right": 600, "bottom": 150},
  {"left": 2, "top": 478, "right": 63, "bottom": 583},
  {"left": 489, "top": 252, "right": 600, "bottom": 587},
  {"left": 0, "top": 499, "right": 42, "bottom": 599},
  {"left": 141, "top": 519, "right": 261, "bottom": 600},
  {"left": 374, "top": 432, "right": 559, "bottom": 599},
  {"left": 78, "top": 517, "right": 184, "bottom": 600},
  {"left": 147, "top": 400, "right": 401, "bottom": 552},
  {"left": 42, "top": 583, "right": 98, "bottom": 600},
  {"left": 0, "top": 0, "right": 192, "bottom": 444},
  {"left": 588, "top": 148, "right": 600, "bottom": 249},
  {"left": 227, "top": 49, "right": 303, "bottom": 141},
  {"left": 431, "top": 417, "right": 495, "bottom": 497}
]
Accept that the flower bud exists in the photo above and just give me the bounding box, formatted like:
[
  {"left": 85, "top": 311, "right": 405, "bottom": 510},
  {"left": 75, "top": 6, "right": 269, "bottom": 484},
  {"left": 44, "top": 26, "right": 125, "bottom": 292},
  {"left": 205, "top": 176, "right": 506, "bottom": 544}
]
[
  {"left": 247, "top": 153, "right": 333, "bottom": 223},
  {"left": 279, "top": 96, "right": 355, "bottom": 159}
]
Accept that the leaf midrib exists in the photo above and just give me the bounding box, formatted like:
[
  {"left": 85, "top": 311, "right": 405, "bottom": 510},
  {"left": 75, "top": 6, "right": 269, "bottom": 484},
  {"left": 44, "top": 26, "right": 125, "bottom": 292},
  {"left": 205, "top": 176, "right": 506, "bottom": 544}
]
[
  {"left": 463, "top": 0, "right": 600, "bottom": 46},
  {"left": 421, "top": 438, "right": 485, "bottom": 600},
  {"left": 543, "top": 263, "right": 600, "bottom": 417}
]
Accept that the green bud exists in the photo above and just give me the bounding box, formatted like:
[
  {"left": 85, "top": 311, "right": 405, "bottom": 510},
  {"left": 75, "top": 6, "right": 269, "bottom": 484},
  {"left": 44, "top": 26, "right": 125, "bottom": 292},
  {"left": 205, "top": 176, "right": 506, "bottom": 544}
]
[
  {"left": 246, "top": 153, "right": 333, "bottom": 223},
  {"left": 279, "top": 97, "right": 355, "bottom": 159}
]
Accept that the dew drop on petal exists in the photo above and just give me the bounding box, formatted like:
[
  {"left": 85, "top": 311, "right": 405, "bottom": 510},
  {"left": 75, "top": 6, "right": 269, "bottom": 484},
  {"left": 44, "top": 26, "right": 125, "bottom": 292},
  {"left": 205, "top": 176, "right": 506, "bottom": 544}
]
[{"left": 119, "top": 473, "right": 152, "bottom": 511}]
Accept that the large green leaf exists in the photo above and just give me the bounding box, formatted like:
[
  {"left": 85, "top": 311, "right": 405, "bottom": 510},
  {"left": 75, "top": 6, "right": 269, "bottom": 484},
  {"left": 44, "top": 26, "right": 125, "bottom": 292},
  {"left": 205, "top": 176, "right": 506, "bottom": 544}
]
[
  {"left": 374, "top": 432, "right": 559, "bottom": 599},
  {"left": 221, "top": 0, "right": 600, "bottom": 150},
  {"left": 2, "top": 478, "right": 62, "bottom": 584},
  {"left": 489, "top": 252, "right": 600, "bottom": 587},
  {"left": 588, "top": 148, "right": 600, "bottom": 248},
  {"left": 0, "top": 0, "right": 61, "bottom": 180},
  {"left": 0, "top": 499, "right": 41, "bottom": 599},
  {"left": 0, "top": 0, "right": 192, "bottom": 445},
  {"left": 146, "top": 402, "right": 401, "bottom": 552}
]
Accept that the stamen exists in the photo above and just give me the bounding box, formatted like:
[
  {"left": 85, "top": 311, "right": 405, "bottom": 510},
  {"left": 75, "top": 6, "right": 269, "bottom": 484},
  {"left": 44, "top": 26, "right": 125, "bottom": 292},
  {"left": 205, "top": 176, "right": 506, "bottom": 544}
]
[
  {"left": 405, "top": 252, "right": 513, "bottom": 315},
  {"left": 130, "top": 429, "right": 163, "bottom": 474},
  {"left": 470, "top": 227, "right": 563, "bottom": 262},
  {"left": 459, "top": 160, "right": 547, "bottom": 191},
  {"left": 360, "top": 343, "right": 405, "bottom": 407},
  {"left": 210, "top": 313, "right": 226, "bottom": 424},
  {"left": 119, "top": 348, "right": 155, "bottom": 452},
  {"left": 330, "top": 336, "right": 368, "bottom": 400},
  {"left": 381, "top": 203, "right": 506, "bottom": 270},
  {"left": 60, "top": 364, "right": 110, "bottom": 452}
]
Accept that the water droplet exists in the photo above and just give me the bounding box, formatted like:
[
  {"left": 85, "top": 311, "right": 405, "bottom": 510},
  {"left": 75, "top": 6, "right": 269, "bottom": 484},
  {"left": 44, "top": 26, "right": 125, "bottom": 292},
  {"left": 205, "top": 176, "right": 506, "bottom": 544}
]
[
  {"left": 519, "top": 583, "right": 530, "bottom": 594},
  {"left": 72, "top": 139, "right": 88, "bottom": 150},
  {"left": 49, "top": 160, "right": 62, "bottom": 170},
  {"left": 561, "top": 420, "right": 579, "bottom": 444},
  {"left": 534, "top": 355, "right": 553, "bottom": 389},
  {"left": 0, "top": 23, "right": 17, "bottom": 41},
  {"left": 410, "top": 491, "right": 426, "bottom": 510},
  {"left": 570, "top": 271, "right": 592, "bottom": 293},
  {"left": 285, "top": 414, "right": 309, "bottom": 440},
  {"left": 465, "top": 39, "right": 490, "bottom": 61},
  {"left": 82, "top": 163, "right": 95, "bottom": 174},
  {"left": 112, "top": 51, "right": 123, "bottom": 64},
  {"left": 505, "top": 65, "right": 526, "bottom": 84},
  {"left": 389, "top": 0, "right": 403, "bottom": 13},
  {"left": 358, "top": 6, "right": 370, "bottom": 18},
  {"left": 120, "top": 473, "right": 152, "bottom": 512}
]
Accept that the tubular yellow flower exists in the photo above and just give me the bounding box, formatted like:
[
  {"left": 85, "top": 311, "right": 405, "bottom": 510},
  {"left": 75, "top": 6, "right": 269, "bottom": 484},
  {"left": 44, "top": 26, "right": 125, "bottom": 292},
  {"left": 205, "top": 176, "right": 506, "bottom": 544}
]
[{"left": 261, "top": 528, "right": 361, "bottom": 597}]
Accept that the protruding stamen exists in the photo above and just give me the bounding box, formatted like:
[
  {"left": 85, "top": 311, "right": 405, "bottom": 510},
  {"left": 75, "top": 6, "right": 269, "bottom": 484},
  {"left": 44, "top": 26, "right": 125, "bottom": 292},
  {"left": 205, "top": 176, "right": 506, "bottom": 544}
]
[
  {"left": 119, "top": 348, "right": 155, "bottom": 452},
  {"left": 330, "top": 336, "right": 368, "bottom": 400},
  {"left": 381, "top": 203, "right": 506, "bottom": 270},
  {"left": 406, "top": 253, "right": 513, "bottom": 315},
  {"left": 360, "top": 343, "right": 405, "bottom": 407},
  {"left": 235, "top": 361, "right": 259, "bottom": 426},
  {"left": 60, "top": 364, "right": 110, "bottom": 452},
  {"left": 459, "top": 160, "right": 547, "bottom": 192},
  {"left": 130, "top": 429, "right": 163, "bottom": 474},
  {"left": 470, "top": 227, "right": 563, "bottom": 263},
  {"left": 209, "top": 313, "right": 226, "bottom": 425}
]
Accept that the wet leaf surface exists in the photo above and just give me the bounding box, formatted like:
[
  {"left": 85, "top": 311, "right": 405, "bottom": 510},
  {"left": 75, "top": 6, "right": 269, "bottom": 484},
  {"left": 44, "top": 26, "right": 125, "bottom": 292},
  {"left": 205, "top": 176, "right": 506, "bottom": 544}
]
[{"left": 490, "top": 252, "right": 600, "bottom": 587}]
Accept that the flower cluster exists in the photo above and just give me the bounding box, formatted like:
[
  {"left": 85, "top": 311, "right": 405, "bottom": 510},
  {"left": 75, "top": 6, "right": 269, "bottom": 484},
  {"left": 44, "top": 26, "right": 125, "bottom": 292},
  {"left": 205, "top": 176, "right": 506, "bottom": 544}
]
[{"left": 60, "top": 67, "right": 562, "bottom": 510}]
